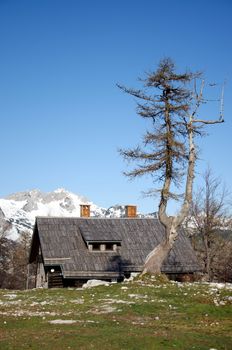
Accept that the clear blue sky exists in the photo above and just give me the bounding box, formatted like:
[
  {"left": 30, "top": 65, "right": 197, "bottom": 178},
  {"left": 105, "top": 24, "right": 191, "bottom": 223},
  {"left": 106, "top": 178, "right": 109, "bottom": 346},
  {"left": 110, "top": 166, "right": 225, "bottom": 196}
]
[{"left": 0, "top": 0, "right": 231, "bottom": 213}]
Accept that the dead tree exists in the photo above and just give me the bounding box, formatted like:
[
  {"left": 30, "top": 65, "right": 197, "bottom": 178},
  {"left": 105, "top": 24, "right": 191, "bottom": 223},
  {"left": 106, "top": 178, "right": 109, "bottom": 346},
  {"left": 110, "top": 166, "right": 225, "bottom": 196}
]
[
  {"left": 118, "top": 58, "right": 224, "bottom": 274},
  {"left": 190, "top": 168, "right": 231, "bottom": 281}
]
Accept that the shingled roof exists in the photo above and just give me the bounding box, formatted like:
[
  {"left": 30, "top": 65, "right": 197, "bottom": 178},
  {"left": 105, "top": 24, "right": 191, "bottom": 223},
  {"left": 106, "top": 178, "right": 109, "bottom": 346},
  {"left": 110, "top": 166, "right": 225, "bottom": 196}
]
[{"left": 29, "top": 217, "right": 200, "bottom": 279}]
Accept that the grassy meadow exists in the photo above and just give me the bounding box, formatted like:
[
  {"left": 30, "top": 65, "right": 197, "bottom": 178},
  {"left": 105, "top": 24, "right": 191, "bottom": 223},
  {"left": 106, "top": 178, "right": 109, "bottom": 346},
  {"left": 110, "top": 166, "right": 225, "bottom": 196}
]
[{"left": 0, "top": 275, "right": 231, "bottom": 350}]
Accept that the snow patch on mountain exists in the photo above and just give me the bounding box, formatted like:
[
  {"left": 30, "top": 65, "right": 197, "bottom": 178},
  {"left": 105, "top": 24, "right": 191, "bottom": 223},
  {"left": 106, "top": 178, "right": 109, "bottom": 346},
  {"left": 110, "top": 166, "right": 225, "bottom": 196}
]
[{"left": 105, "top": 205, "right": 126, "bottom": 218}]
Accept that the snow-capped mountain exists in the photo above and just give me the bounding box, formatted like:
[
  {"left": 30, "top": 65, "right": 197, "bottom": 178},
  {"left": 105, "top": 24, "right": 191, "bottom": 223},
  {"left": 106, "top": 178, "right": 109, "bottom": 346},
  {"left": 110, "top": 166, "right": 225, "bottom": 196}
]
[
  {"left": 0, "top": 188, "right": 157, "bottom": 240},
  {"left": 0, "top": 188, "right": 105, "bottom": 240}
]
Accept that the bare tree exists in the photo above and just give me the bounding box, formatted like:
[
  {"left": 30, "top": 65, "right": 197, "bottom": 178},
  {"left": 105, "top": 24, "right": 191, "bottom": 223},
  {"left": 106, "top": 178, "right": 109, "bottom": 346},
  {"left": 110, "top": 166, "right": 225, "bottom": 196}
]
[
  {"left": 0, "top": 221, "right": 13, "bottom": 288},
  {"left": 11, "top": 231, "right": 31, "bottom": 289},
  {"left": 118, "top": 58, "right": 224, "bottom": 274},
  {"left": 0, "top": 230, "right": 32, "bottom": 290},
  {"left": 190, "top": 168, "right": 232, "bottom": 281}
]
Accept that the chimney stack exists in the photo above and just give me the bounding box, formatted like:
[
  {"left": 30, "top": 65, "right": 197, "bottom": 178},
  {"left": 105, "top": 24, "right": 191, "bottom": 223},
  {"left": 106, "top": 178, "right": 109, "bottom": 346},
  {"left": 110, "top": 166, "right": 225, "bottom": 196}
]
[
  {"left": 80, "top": 204, "right": 91, "bottom": 218},
  {"left": 125, "top": 205, "right": 137, "bottom": 218}
]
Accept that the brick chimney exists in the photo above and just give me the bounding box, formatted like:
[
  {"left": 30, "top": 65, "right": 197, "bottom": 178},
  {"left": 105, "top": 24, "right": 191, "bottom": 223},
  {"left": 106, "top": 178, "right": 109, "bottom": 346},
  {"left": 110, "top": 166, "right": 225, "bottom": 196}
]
[
  {"left": 80, "top": 204, "right": 91, "bottom": 218},
  {"left": 125, "top": 205, "right": 137, "bottom": 218}
]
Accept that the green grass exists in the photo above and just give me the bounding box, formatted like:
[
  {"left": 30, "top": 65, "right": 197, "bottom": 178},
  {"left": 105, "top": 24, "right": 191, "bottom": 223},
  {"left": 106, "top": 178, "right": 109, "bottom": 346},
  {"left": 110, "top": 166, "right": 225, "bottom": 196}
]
[{"left": 0, "top": 276, "right": 231, "bottom": 349}]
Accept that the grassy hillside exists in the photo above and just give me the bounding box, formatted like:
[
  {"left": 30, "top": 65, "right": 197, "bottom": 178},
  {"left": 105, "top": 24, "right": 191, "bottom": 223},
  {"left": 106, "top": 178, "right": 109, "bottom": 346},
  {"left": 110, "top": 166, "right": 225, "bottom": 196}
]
[{"left": 0, "top": 275, "right": 231, "bottom": 350}]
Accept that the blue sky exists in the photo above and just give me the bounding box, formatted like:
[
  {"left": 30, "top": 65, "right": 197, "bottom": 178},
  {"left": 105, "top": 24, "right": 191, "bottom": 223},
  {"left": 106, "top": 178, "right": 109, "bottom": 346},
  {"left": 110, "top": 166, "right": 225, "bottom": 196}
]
[{"left": 0, "top": 0, "right": 231, "bottom": 213}]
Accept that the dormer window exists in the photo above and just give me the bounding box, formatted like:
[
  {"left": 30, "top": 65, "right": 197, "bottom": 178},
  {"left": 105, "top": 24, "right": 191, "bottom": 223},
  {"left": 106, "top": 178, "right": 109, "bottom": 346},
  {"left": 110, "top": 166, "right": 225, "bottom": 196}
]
[
  {"left": 79, "top": 225, "right": 122, "bottom": 253},
  {"left": 87, "top": 242, "right": 120, "bottom": 252}
]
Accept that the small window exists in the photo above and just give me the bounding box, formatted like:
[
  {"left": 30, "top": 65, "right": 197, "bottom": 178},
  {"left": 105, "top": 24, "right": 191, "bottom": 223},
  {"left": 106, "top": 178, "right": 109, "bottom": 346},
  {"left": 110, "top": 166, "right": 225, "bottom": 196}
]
[
  {"left": 89, "top": 242, "right": 119, "bottom": 252},
  {"left": 92, "top": 243, "right": 101, "bottom": 251},
  {"left": 105, "top": 243, "right": 114, "bottom": 251}
]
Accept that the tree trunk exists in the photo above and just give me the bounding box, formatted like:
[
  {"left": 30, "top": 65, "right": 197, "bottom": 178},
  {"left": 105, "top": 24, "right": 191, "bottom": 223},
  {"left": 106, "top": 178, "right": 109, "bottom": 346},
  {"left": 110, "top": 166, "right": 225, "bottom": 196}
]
[
  {"left": 142, "top": 240, "right": 172, "bottom": 274},
  {"left": 142, "top": 224, "right": 179, "bottom": 274},
  {"left": 203, "top": 234, "right": 210, "bottom": 281}
]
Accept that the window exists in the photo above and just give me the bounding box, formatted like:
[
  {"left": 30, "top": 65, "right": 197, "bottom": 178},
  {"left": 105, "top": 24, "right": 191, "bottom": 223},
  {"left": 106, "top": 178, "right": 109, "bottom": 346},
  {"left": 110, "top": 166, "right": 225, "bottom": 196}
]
[
  {"left": 92, "top": 243, "right": 101, "bottom": 251},
  {"left": 88, "top": 242, "right": 120, "bottom": 252},
  {"left": 105, "top": 243, "right": 114, "bottom": 251}
]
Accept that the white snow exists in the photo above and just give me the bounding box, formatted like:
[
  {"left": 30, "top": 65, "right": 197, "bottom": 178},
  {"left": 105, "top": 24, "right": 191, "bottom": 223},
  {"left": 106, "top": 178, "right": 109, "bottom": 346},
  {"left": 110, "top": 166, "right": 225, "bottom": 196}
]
[
  {"left": 208, "top": 282, "right": 232, "bottom": 290},
  {"left": 3, "top": 294, "right": 18, "bottom": 299},
  {"left": 0, "top": 199, "right": 27, "bottom": 218},
  {"left": 49, "top": 319, "right": 77, "bottom": 324},
  {"left": 82, "top": 280, "right": 110, "bottom": 289}
]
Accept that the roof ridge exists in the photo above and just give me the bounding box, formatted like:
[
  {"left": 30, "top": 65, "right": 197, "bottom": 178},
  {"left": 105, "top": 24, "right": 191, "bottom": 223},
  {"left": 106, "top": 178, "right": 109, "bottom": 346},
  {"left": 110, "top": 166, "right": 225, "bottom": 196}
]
[{"left": 36, "top": 216, "right": 158, "bottom": 220}]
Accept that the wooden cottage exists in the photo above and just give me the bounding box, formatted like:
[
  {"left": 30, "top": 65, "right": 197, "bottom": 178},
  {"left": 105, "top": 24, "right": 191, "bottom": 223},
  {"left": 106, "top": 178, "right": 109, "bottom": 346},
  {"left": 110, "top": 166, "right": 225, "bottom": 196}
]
[{"left": 29, "top": 206, "right": 200, "bottom": 288}]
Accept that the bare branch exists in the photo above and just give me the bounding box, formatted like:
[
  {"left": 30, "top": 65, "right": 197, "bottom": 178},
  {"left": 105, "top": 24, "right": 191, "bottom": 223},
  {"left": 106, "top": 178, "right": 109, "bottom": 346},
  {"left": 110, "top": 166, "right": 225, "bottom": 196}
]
[
  {"left": 192, "top": 118, "right": 224, "bottom": 125},
  {"left": 192, "top": 79, "right": 204, "bottom": 117},
  {"left": 220, "top": 81, "right": 225, "bottom": 120},
  {"left": 116, "top": 84, "right": 159, "bottom": 103}
]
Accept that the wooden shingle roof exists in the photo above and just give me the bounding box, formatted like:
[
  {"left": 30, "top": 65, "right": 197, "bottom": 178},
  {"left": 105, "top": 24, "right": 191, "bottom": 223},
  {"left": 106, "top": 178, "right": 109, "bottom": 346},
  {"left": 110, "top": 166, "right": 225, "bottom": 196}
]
[{"left": 29, "top": 217, "right": 200, "bottom": 278}]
